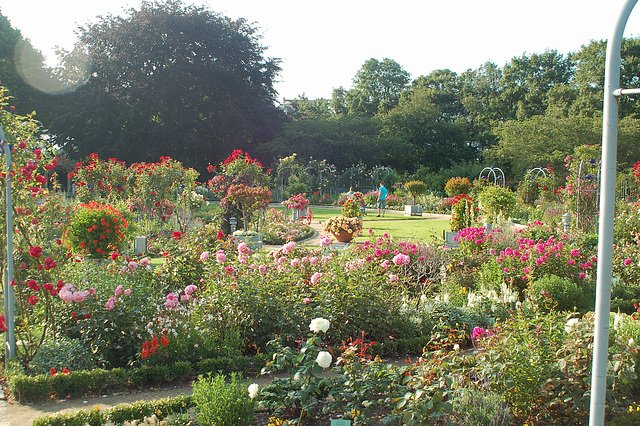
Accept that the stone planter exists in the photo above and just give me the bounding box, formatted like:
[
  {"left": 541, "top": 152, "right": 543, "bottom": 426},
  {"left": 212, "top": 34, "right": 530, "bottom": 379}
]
[
  {"left": 444, "top": 230, "right": 459, "bottom": 249},
  {"left": 230, "top": 234, "right": 263, "bottom": 250},
  {"left": 404, "top": 205, "right": 423, "bottom": 216}
]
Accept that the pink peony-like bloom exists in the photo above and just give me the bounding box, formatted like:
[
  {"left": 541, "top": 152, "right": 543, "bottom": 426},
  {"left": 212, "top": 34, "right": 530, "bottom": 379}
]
[
  {"left": 259, "top": 264, "right": 268, "bottom": 274},
  {"left": 320, "top": 235, "right": 332, "bottom": 247},
  {"left": 216, "top": 250, "right": 227, "bottom": 263},
  {"left": 310, "top": 256, "right": 318, "bottom": 266},
  {"left": 128, "top": 261, "right": 138, "bottom": 270},
  {"left": 200, "top": 251, "right": 210, "bottom": 261},
  {"left": 238, "top": 255, "right": 248, "bottom": 264},
  {"left": 72, "top": 291, "right": 86, "bottom": 302},
  {"left": 392, "top": 253, "right": 410, "bottom": 265},
  {"left": 624, "top": 258, "right": 632, "bottom": 266},
  {"left": 139, "top": 257, "right": 150, "bottom": 267},
  {"left": 181, "top": 294, "right": 190, "bottom": 302},
  {"left": 282, "top": 241, "right": 297, "bottom": 254},
  {"left": 380, "top": 259, "right": 390, "bottom": 269},
  {"left": 124, "top": 289, "right": 131, "bottom": 296},
  {"left": 310, "top": 272, "right": 323, "bottom": 285},
  {"left": 184, "top": 284, "right": 198, "bottom": 295},
  {"left": 579, "top": 273, "right": 586, "bottom": 278},
  {"left": 164, "top": 293, "right": 179, "bottom": 309},
  {"left": 105, "top": 296, "right": 116, "bottom": 310},
  {"left": 238, "top": 242, "right": 253, "bottom": 256},
  {"left": 291, "top": 258, "right": 300, "bottom": 268},
  {"left": 389, "top": 274, "right": 398, "bottom": 282},
  {"left": 115, "top": 285, "right": 124, "bottom": 296},
  {"left": 303, "top": 297, "right": 311, "bottom": 304}
]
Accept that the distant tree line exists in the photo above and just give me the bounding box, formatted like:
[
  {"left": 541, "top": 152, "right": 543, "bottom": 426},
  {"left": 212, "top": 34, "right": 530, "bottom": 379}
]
[{"left": 1, "top": 0, "right": 640, "bottom": 186}]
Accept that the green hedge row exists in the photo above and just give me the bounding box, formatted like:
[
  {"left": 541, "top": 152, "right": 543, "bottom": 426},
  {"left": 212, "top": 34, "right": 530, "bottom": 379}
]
[
  {"left": 32, "top": 394, "right": 193, "bottom": 426},
  {"left": 9, "top": 354, "right": 269, "bottom": 403}
]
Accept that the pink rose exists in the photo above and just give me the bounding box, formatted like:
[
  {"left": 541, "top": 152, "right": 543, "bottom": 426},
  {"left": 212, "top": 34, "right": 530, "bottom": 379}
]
[
  {"left": 105, "top": 296, "right": 116, "bottom": 310},
  {"left": 216, "top": 250, "right": 227, "bottom": 263}
]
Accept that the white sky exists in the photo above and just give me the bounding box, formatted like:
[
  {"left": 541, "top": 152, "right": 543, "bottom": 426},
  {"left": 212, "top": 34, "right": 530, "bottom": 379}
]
[{"left": 2, "top": 0, "right": 640, "bottom": 101}]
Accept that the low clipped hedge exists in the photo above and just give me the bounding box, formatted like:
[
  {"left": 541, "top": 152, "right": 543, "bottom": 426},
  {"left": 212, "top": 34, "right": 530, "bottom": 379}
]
[
  {"left": 32, "top": 394, "right": 193, "bottom": 426},
  {"left": 9, "top": 354, "right": 268, "bottom": 403}
]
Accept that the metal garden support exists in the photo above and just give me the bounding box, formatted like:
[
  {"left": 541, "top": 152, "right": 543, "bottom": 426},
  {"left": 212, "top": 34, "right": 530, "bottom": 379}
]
[
  {"left": 591, "top": 1, "right": 638, "bottom": 424},
  {"left": 0, "top": 123, "right": 15, "bottom": 362}
]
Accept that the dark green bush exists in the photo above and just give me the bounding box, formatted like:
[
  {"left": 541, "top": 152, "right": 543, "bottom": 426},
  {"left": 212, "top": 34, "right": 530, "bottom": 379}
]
[{"left": 28, "top": 337, "right": 103, "bottom": 375}]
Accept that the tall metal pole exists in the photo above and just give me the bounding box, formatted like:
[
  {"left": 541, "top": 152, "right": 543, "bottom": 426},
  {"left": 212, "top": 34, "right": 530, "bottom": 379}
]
[
  {"left": 590, "top": 1, "right": 638, "bottom": 424},
  {"left": 0, "top": 123, "right": 15, "bottom": 361}
]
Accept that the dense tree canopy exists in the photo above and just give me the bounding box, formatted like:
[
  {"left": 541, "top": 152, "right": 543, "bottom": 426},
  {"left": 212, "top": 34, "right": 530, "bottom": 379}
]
[{"left": 45, "top": 0, "right": 285, "bottom": 172}]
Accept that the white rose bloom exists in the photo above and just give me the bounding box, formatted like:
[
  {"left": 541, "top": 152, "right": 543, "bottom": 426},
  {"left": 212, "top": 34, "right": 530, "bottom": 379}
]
[
  {"left": 629, "top": 338, "right": 635, "bottom": 348},
  {"left": 565, "top": 318, "right": 580, "bottom": 334},
  {"left": 614, "top": 313, "right": 623, "bottom": 332},
  {"left": 248, "top": 383, "right": 259, "bottom": 399},
  {"left": 316, "top": 351, "right": 332, "bottom": 369},
  {"left": 309, "top": 317, "right": 330, "bottom": 333}
]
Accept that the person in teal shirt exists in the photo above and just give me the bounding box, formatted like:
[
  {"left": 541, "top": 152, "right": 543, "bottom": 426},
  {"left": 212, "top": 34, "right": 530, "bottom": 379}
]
[{"left": 377, "top": 182, "right": 387, "bottom": 217}]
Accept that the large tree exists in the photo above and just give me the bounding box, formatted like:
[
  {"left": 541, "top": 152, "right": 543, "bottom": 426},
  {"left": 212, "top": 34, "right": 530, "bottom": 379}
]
[
  {"left": 383, "top": 86, "right": 475, "bottom": 173},
  {"left": 47, "top": 0, "right": 285, "bottom": 172},
  {"left": 331, "top": 58, "right": 410, "bottom": 117}
]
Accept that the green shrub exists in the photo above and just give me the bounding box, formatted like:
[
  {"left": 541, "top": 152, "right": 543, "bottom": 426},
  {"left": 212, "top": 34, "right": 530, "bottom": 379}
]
[
  {"left": 192, "top": 373, "right": 255, "bottom": 426},
  {"left": 526, "top": 275, "right": 588, "bottom": 312},
  {"left": 29, "top": 337, "right": 102, "bottom": 375},
  {"left": 448, "top": 387, "right": 512, "bottom": 425}
]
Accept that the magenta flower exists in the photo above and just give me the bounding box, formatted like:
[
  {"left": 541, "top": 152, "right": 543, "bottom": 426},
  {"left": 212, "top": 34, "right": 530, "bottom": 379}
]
[
  {"left": 624, "top": 258, "right": 632, "bottom": 266},
  {"left": 303, "top": 297, "right": 311, "bottom": 304}
]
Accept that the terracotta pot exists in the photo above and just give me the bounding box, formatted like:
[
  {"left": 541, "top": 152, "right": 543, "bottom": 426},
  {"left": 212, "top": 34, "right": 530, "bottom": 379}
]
[{"left": 332, "top": 229, "right": 355, "bottom": 243}]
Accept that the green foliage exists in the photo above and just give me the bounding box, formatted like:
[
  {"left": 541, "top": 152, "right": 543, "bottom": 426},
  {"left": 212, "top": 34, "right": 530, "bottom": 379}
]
[
  {"left": 28, "top": 337, "right": 103, "bottom": 375},
  {"left": 64, "top": 201, "right": 132, "bottom": 258},
  {"left": 448, "top": 386, "right": 512, "bottom": 425},
  {"left": 526, "top": 274, "right": 591, "bottom": 313},
  {"left": 404, "top": 180, "right": 428, "bottom": 204},
  {"left": 192, "top": 373, "right": 255, "bottom": 426},
  {"left": 33, "top": 395, "right": 194, "bottom": 426},
  {"left": 450, "top": 194, "right": 479, "bottom": 231},
  {"left": 477, "top": 185, "right": 517, "bottom": 224}
]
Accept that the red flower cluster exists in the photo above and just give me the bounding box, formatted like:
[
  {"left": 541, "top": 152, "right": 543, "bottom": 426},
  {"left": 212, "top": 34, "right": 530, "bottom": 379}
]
[{"left": 141, "top": 335, "right": 169, "bottom": 359}]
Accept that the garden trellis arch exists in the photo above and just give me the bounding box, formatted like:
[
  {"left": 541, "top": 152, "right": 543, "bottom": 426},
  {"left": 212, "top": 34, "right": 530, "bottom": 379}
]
[
  {"left": 479, "top": 167, "right": 505, "bottom": 187},
  {"left": 575, "top": 158, "right": 601, "bottom": 231},
  {"left": 524, "top": 167, "right": 550, "bottom": 204},
  {"left": 591, "top": 1, "right": 640, "bottom": 424}
]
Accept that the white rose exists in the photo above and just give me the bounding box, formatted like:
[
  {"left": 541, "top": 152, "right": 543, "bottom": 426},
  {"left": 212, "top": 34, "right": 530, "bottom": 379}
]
[
  {"left": 309, "top": 317, "right": 330, "bottom": 333},
  {"left": 316, "top": 351, "right": 332, "bottom": 369},
  {"left": 248, "top": 383, "right": 259, "bottom": 399},
  {"left": 565, "top": 318, "right": 580, "bottom": 334},
  {"left": 629, "top": 338, "right": 635, "bottom": 348}
]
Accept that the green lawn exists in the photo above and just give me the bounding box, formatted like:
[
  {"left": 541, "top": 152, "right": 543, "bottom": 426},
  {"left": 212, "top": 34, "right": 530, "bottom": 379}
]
[{"left": 304, "top": 206, "right": 450, "bottom": 244}]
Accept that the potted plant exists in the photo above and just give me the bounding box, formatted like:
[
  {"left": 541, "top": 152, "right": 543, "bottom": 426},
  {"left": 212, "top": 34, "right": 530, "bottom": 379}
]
[
  {"left": 403, "top": 180, "right": 428, "bottom": 216},
  {"left": 322, "top": 215, "right": 363, "bottom": 242}
]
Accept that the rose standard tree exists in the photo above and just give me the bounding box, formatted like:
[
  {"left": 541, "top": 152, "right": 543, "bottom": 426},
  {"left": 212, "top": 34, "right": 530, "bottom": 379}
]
[{"left": 208, "top": 149, "right": 271, "bottom": 234}]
